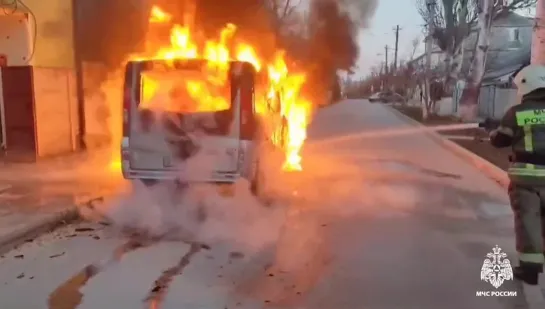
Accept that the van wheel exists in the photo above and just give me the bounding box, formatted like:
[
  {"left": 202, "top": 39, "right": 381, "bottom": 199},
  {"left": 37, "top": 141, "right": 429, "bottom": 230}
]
[
  {"left": 141, "top": 179, "right": 159, "bottom": 187},
  {"left": 250, "top": 174, "right": 260, "bottom": 196},
  {"left": 250, "top": 160, "right": 270, "bottom": 206},
  {"left": 250, "top": 159, "right": 261, "bottom": 195}
]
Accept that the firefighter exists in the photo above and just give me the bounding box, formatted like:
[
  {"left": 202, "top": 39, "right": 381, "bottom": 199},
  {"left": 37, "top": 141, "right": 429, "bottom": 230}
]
[{"left": 484, "top": 64, "right": 545, "bottom": 285}]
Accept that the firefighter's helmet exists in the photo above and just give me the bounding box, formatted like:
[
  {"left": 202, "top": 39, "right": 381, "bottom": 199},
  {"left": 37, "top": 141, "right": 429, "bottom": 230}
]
[{"left": 513, "top": 64, "right": 545, "bottom": 96}]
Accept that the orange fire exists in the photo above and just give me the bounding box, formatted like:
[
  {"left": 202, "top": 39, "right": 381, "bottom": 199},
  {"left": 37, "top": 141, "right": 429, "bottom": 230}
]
[{"left": 113, "top": 5, "right": 311, "bottom": 171}]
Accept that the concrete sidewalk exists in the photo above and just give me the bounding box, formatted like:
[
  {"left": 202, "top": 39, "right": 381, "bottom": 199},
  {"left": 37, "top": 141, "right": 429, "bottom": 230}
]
[
  {"left": 0, "top": 149, "right": 117, "bottom": 183},
  {"left": 0, "top": 150, "right": 125, "bottom": 255}
]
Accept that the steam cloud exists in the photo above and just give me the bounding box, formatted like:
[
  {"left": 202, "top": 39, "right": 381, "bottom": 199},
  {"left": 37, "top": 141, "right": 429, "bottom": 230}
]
[{"left": 75, "top": 0, "right": 379, "bottom": 253}]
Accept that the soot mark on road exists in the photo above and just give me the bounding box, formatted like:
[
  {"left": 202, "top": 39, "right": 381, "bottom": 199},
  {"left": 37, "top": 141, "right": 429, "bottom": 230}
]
[
  {"left": 144, "top": 243, "right": 202, "bottom": 309},
  {"left": 47, "top": 238, "right": 158, "bottom": 309}
]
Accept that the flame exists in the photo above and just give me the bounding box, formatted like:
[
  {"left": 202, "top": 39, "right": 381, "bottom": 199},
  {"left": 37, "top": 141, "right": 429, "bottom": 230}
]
[
  {"left": 264, "top": 52, "right": 310, "bottom": 171},
  {"left": 110, "top": 5, "right": 311, "bottom": 171},
  {"left": 149, "top": 6, "right": 172, "bottom": 23}
]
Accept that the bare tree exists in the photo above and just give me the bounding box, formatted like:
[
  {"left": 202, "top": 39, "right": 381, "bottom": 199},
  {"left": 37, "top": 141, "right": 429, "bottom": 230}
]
[
  {"left": 410, "top": 36, "right": 421, "bottom": 60},
  {"left": 266, "top": 0, "right": 302, "bottom": 33},
  {"left": 416, "top": 0, "right": 474, "bottom": 83},
  {"left": 401, "top": 36, "right": 422, "bottom": 100},
  {"left": 458, "top": 0, "right": 495, "bottom": 120},
  {"left": 415, "top": 0, "right": 536, "bottom": 85},
  {"left": 455, "top": 0, "right": 536, "bottom": 120}
]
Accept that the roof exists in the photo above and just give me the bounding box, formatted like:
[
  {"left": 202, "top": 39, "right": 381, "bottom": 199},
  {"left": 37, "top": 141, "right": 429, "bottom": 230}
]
[
  {"left": 493, "top": 11, "right": 534, "bottom": 27},
  {"left": 482, "top": 46, "right": 530, "bottom": 84},
  {"left": 467, "top": 11, "right": 533, "bottom": 33},
  {"left": 408, "top": 47, "right": 442, "bottom": 64},
  {"left": 481, "top": 13, "right": 531, "bottom": 85}
]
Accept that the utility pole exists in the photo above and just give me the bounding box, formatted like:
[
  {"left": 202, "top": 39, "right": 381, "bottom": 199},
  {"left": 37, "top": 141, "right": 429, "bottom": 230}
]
[
  {"left": 532, "top": 0, "right": 545, "bottom": 64},
  {"left": 425, "top": 2, "right": 435, "bottom": 79},
  {"left": 424, "top": 0, "right": 436, "bottom": 120},
  {"left": 384, "top": 45, "right": 389, "bottom": 75},
  {"left": 384, "top": 45, "right": 389, "bottom": 90},
  {"left": 393, "top": 25, "right": 401, "bottom": 72}
]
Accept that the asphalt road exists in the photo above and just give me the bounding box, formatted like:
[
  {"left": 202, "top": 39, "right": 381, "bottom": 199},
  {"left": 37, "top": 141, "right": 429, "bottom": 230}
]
[{"left": 0, "top": 100, "right": 542, "bottom": 309}]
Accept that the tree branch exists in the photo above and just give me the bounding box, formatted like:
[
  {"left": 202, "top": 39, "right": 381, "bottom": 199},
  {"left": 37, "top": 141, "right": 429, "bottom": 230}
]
[{"left": 494, "top": 0, "right": 536, "bottom": 17}]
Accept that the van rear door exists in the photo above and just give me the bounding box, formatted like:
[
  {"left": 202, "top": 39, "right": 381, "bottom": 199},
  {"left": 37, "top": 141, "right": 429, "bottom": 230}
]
[{"left": 122, "top": 60, "right": 255, "bottom": 181}]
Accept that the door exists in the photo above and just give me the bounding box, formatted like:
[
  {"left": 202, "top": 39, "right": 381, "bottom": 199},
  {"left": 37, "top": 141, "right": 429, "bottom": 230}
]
[{"left": 127, "top": 60, "right": 256, "bottom": 180}]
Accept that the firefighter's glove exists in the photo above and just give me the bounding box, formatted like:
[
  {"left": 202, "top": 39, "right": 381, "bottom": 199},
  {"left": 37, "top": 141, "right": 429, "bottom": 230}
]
[{"left": 478, "top": 118, "right": 500, "bottom": 132}]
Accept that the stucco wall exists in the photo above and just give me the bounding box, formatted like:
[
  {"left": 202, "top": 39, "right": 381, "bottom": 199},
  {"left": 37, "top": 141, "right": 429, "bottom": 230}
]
[
  {"left": 0, "top": 1, "right": 78, "bottom": 159},
  {"left": 33, "top": 67, "right": 78, "bottom": 156},
  {"left": 24, "top": 0, "right": 75, "bottom": 68},
  {"left": 0, "top": 12, "right": 32, "bottom": 66}
]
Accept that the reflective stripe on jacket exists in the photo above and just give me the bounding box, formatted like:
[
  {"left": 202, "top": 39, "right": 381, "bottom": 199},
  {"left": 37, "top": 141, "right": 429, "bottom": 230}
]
[{"left": 508, "top": 106, "right": 545, "bottom": 182}]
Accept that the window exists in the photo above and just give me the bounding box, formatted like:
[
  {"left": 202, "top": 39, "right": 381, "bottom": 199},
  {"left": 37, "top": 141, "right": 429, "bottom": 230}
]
[
  {"left": 508, "top": 28, "right": 521, "bottom": 49},
  {"left": 511, "top": 28, "right": 520, "bottom": 41},
  {"left": 137, "top": 62, "right": 234, "bottom": 137}
]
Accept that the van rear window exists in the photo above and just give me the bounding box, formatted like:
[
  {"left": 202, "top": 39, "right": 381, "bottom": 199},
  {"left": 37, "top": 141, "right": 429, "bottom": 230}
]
[{"left": 139, "top": 65, "right": 231, "bottom": 113}]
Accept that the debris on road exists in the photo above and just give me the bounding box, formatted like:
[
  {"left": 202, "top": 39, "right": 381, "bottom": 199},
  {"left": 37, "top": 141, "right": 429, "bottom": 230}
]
[
  {"left": 49, "top": 252, "right": 65, "bottom": 259},
  {"left": 229, "top": 251, "right": 244, "bottom": 259},
  {"left": 74, "top": 227, "right": 95, "bottom": 232},
  {"left": 144, "top": 243, "right": 202, "bottom": 308}
]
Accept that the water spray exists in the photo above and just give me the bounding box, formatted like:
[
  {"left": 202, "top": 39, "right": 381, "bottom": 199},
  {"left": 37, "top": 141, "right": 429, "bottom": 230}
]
[{"left": 310, "top": 122, "right": 483, "bottom": 146}]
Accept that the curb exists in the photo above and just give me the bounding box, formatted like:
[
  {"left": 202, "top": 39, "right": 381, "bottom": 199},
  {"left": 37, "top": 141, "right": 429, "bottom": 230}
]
[
  {"left": 386, "top": 105, "right": 509, "bottom": 189},
  {"left": 0, "top": 206, "right": 80, "bottom": 256},
  {"left": 0, "top": 195, "right": 106, "bottom": 256}
]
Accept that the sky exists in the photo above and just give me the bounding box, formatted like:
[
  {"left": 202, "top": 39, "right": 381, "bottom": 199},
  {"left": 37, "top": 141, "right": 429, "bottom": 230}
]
[
  {"left": 354, "top": 0, "right": 425, "bottom": 78},
  {"left": 352, "top": 0, "right": 536, "bottom": 79}
]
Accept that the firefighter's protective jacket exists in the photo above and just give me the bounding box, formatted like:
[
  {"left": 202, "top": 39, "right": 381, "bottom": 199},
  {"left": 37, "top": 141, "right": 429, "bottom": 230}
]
[{"left": 490, "top": 89, "right": 545, "bottom": 184}]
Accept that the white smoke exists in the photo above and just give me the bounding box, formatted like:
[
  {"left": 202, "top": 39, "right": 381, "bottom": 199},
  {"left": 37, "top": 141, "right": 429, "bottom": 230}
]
[
  {"left": 82, "top": 80, "right": 290, "bottom": 253},
  {"left": 86, "top": 146, "right": 288, "bottom": 253}
]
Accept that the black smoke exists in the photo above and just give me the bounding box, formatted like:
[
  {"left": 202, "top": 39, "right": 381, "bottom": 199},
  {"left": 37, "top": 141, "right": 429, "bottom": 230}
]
[
  {"left": 191, "top": 0, "right": 279, "bottom": 60},
  {"left": 75, "top": 0, "right": 377, "bottom": 101},
  {"left": 302, "top": 0, "right": 378, "bottom": 103},
  {"left": 75, "top": 0, "right": 150, "bottom": 67},
  {"left": 309, "top": 0, "right": 359, "bottom": 71}
]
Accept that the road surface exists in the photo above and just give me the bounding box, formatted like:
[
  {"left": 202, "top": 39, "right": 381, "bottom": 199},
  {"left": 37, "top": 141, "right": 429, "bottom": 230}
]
[{"left": 0, "top": 100, "right": 541, "bottom": 309}]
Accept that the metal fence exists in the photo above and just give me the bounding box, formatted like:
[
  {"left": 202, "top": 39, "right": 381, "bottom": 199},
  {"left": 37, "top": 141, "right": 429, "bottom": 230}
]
[
  {"left": 452, "top": 83, "right": 517, "bottom": 120},
  {"left": 479, "top": 86, "right": 517, "bottom": 119}
]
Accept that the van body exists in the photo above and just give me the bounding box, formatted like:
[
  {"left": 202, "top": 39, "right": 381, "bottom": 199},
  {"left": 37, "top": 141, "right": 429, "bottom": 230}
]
[{"left": 120, "top": 59, "right": 260, "bottom": 185}]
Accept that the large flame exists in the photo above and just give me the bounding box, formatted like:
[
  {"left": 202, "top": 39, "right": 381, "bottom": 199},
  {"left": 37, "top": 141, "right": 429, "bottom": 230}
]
[{"left": 112, "top": 5, "right": 311, "bottom": 171}]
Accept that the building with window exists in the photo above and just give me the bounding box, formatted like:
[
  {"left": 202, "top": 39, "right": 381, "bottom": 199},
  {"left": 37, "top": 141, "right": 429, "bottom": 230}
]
[
  {"left": 407, "top": 12, "right": 532, "bottom": 86},
  {"left": 408, "top": 43, "right": 445, "bottom": 76},
  {"left": 462, "top": 11, "right": 532, "bottom": 86},
  {"left": 0, "top": 0, "right": 149, "bottom": 161},
  {"left": 0, "top": 0, "right": 78, "bottom": 160}
]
